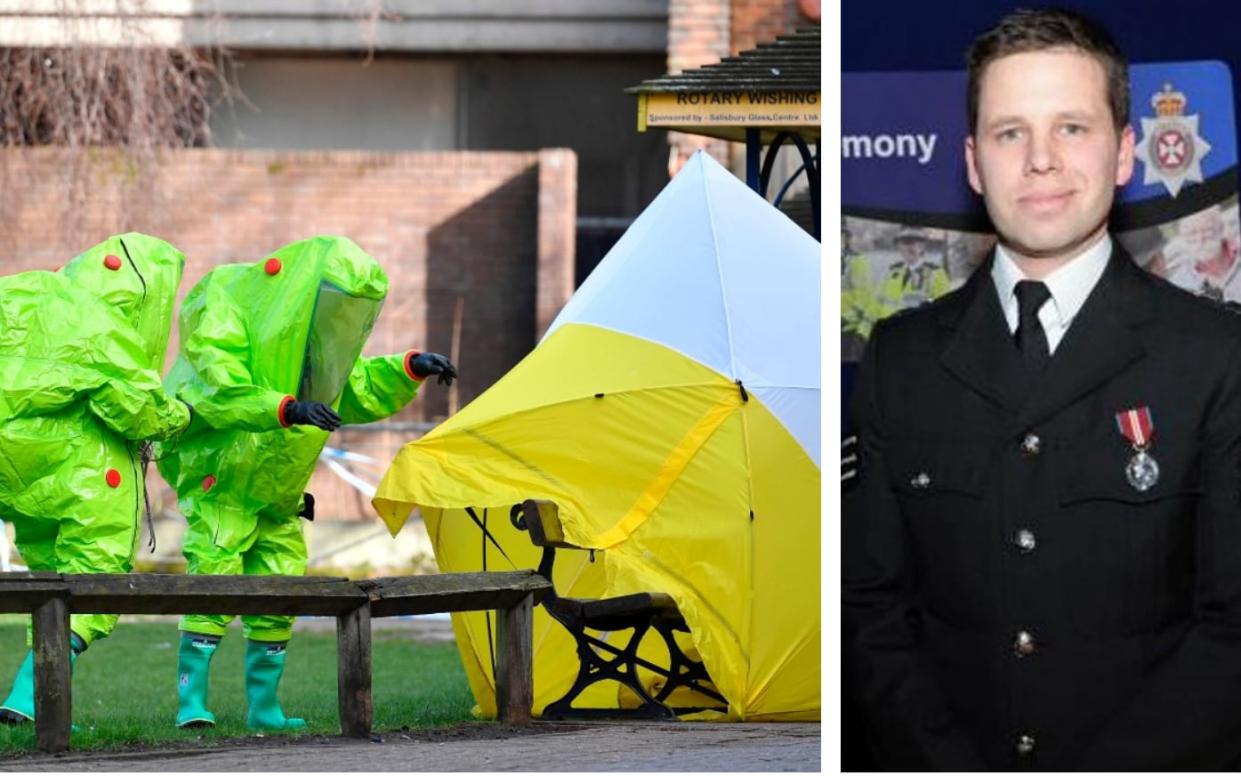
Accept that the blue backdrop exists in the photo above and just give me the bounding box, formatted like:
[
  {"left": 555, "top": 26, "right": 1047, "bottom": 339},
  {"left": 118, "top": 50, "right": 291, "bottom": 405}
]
[
  {"left": 844, "top": 0, "right": 1241, "bottom": 101},
  {"left": 843, "top": 0, "right": 1241, "bottom": 218},
  {"left": 844, "top": 64, "right": 1236, "bottom": 220}
]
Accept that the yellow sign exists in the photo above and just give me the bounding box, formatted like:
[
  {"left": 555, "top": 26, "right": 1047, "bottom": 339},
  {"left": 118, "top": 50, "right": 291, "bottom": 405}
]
[{"left": 639, "top": 91, "right": 820, "bottom": 131}]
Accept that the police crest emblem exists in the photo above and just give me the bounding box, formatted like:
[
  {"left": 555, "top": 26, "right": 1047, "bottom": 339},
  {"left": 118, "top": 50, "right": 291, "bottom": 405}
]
[{"left": 1134, "top": 83, "right": 1212, "bottom": 198}]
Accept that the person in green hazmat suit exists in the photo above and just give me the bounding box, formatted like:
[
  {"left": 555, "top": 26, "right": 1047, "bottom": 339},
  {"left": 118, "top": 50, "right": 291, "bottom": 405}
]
[
  {"left": 0, "top": 233, "right": 192, "bottom": 724},
  {"left": 156, "top": 235, "right": 456, "bottom": 731}
]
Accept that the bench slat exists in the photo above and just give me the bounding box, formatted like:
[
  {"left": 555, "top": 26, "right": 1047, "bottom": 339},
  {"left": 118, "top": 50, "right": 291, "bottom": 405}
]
[
  {"left": 0, "top": 573, "right": 68, "bottom": 612},
  {"left": 0, "top": 581, "right": 67, "bottom": 610},
  {"left": 363, "top": 571, "right": 551, "bottom": 618},
  {"left": 62, "top": 574, "right": 368, "bottom": 616}
]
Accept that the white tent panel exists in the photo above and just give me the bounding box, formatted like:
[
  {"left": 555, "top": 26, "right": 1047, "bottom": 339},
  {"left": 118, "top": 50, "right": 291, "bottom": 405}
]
[
  {"left": 544, "top": 154, "right": 732, "bottom": 376},
  {"left": 751, "top": 385, "right": 821, "bottom": 468},
  {"left": 545, "top": 151, "right": 821, "bottom": 463},
  {"left": 704, "top": 155, "right": 821, "bottom": 394}
]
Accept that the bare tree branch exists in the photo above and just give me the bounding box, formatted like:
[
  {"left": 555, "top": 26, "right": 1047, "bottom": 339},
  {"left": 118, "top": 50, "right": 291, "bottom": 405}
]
[{"left": 0, "top": 1, "right": 237, "bottom": 255}]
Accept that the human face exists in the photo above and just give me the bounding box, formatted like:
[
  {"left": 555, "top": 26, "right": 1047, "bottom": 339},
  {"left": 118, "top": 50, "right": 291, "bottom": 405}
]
[
  {"left": 897, "top": 238, "right": 925, "bottom": 264},
  {"left": 965, "top": 48, "right": 1135, "bottom": 277}
]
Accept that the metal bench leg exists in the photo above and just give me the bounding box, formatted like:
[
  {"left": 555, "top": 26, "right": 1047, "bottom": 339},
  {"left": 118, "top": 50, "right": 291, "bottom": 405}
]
[
  {"left": 33, "top": 596, "right": 71, "bottom": 753},
  {"left": 336, "top": 603, "right": 373, "bottom": 738},
  {"left": 543, "top": 621, "right": 675, "bottom": 719},
  {"left": 652, "top": 617, "right": 727, "bottom": 708},
  {"left": 495, "top": 593, "right": 534, "bottom": 724}
]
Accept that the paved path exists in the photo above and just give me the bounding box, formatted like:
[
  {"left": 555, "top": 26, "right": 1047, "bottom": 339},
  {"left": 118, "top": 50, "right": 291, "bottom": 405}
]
[{"left": 8, "top": 721, "right": 821, "bottom": 771}]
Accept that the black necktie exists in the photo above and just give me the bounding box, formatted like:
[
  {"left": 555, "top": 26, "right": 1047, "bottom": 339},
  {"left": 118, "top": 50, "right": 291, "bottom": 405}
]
[{"left": 1014, "top": 280, "right": 1052, "bottom": 374}]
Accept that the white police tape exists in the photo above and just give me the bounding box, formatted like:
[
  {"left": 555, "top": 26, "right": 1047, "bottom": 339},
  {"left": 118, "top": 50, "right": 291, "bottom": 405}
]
[{"left": 319, "top": 446, "right": 381, "bottom": 499}]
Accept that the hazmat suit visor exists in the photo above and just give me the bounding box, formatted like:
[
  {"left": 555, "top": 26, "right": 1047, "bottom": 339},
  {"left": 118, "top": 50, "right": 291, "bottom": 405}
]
[{"left": 297, "top": 281, "right": 383, "bottom": 404}]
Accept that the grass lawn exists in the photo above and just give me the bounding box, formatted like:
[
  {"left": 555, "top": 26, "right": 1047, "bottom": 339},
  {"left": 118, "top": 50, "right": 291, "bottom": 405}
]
[{"left": 0, "top": 618, "right": 475, "bottom": 754}]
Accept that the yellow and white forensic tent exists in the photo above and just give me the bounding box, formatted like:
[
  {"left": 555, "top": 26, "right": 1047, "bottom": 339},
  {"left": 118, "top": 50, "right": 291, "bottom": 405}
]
[{"left": 373, "top": 150, "right": 821, "bottom": 721}]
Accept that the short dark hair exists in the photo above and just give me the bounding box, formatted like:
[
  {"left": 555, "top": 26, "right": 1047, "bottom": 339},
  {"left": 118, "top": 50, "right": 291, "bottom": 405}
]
[{"left": 966, "top": 8, "right": 1129, "bottom": 133}]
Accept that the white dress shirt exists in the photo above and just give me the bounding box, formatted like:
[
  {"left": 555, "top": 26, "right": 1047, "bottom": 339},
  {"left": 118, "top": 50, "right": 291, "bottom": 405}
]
[{"left": 991, "top": 235, "right": 1112, "bottom": 354}]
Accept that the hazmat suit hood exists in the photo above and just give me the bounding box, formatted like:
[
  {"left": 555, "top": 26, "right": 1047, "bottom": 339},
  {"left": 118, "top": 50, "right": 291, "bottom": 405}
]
[
  {"left": 161, "top": 233, "right": 395, "bottom": 449},
  {"left": 224, "top": 235, "right": 388, "bottom": 400},
  {"left": 293, "top": 237, "right": 387, "bottom": 404},
  {"left": 59, "top": 233, "right": 186, "bottom": 372}
]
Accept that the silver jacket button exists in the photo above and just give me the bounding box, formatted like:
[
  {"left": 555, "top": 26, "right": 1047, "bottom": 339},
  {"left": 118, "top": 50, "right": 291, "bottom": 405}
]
[
  {"left": 910, "top": 471, "right": 931, "bottom": 489},
  {"left": 1015, "top": 529, "right": 1036, "bottom": 554},
  {"left": 1013, "top": 630, "right": 1036, "bottom": 657},
  {"left": 1016, "top": 732, "right": 1036, "bottom": 757},
  {"left": 1021, "top": 433, "right": 1041, "bottom": 456}
]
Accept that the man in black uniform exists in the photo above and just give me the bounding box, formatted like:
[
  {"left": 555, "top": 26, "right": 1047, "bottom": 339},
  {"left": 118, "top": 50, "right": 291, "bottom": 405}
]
[{"left": 843, "top": 8, "right": 1241, "bottom": 770}]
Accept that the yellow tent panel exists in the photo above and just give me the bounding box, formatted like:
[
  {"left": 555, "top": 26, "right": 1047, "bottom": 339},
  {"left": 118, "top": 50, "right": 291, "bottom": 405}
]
[{"left": 374, "top": 152, "right": 820, "bottom": 721}]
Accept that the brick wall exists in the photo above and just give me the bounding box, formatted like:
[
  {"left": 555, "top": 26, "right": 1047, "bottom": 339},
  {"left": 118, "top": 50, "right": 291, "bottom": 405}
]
[
  {"left": 666, "top": 0, "right": 732, "bottom": 173},
  {"left": 664, "top": 0, "right": 813, "bottom": 175},
  {"left": 0, "top": 147, "right": 576, "bottom": 524},
  {"left": 730, "top": 0, "right": 802, "bottom": 56},
  {"left": 536, "top": 149, "right": 578, "bottom": 341}
]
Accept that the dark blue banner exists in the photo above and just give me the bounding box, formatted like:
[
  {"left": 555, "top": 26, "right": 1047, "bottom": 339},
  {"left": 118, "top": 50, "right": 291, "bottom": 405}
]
[{"left": 843, "top": 62, "right": 1237, "bottom": 228}]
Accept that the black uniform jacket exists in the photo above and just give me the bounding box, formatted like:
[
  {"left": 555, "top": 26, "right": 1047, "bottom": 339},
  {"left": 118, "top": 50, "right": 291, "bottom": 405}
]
[{"left": 844, "top": 244, "right": 1241, "bottom": 771}]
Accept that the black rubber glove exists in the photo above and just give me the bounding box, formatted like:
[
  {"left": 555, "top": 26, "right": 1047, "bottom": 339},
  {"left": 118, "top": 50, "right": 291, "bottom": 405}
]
[
  {"left": 298, "top": 493, "right": 315, "bottom": 522},
  {"left": 409, "top": 352, "right": 458, "bottom": 386},
  {"left": 283, "top": 400, "right": 341, "bottom": 431}
]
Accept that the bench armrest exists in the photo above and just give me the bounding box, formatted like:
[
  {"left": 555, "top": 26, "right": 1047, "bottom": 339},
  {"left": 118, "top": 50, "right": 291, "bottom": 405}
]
[{"left": 522, "top": 499, "right": 582, "bottom": 549}]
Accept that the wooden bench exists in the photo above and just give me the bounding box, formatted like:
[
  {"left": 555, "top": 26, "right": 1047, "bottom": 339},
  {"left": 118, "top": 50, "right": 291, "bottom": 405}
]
[
  {"left": 513, "top": 499, "right": 727, "bottom": 718},
  {"left": 0, "top": 569, "right": 550, "bottom": 753}
]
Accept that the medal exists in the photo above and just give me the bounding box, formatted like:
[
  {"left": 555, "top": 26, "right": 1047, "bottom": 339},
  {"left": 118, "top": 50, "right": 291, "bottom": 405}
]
[
  {"left": 1125, "top": 449, "right": 1160, "bottom": 492},
  {"left": 1115, "top": 406, "right": 1159, "bottom": 492}
]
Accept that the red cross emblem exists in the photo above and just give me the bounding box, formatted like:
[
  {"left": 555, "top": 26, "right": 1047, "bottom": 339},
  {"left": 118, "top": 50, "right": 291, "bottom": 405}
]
[{"left": 1156, "top": 129, "right": 1190, "bottom": 171}]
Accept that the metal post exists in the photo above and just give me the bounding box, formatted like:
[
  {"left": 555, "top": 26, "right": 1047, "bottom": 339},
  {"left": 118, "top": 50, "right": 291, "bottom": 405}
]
[{"left": 746, "top": 128, "right": 761, "bottom": 192}]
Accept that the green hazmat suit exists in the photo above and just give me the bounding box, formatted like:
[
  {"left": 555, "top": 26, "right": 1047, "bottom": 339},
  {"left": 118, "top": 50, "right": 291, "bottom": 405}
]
[
  {"left": 157, "top": 235, "right": 426, "bottom": 643},
  {"left": 0, "top": 233, "right": 190, "bottom": 647}
]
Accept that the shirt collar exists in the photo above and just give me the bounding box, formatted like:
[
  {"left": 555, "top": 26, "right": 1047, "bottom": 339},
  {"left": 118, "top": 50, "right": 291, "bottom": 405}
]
[{"left": 991, "top": 234, "right": 1112, "bottom": 328}]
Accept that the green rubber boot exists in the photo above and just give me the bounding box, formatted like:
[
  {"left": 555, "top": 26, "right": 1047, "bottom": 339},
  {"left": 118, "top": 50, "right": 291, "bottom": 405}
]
[
  {"left": 0, "top": 634, "right": 84, "bottom": 724},
  {"left": 244, "top": 640, "right": 305, "bottom": 731},
  {"left": 176, "top": 632, "right": 220, "bottom": 728}
]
